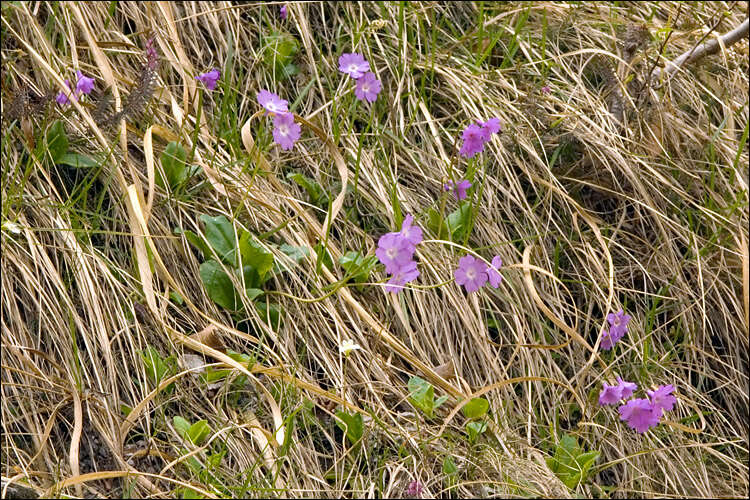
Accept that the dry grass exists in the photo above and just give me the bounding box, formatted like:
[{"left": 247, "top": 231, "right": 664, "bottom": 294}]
[{"left": 2, "top": 1, "right": 748, "bottom": 498}]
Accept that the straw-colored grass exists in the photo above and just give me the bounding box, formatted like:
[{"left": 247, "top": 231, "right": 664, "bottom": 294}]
[{"left": 2, "top": 2, "right": 748, "bottom": 498}]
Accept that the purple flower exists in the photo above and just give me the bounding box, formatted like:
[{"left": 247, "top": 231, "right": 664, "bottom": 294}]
[
  {"left": 541, "top": 85, "right": 551, "bottom": 94},
  {"left": 354, "top": 71, "right": 382, "bottom": 103},
  {"left": 272, "top": 112, "right": 301, "bottom": 150},
  {"left": 455, "top": 255, "right": 488, "bottom": 293},
  {"left": 257, "top": 89, "right": 289, "bottom": 115},
  {"left": 459, "top": 123, "right": 485, "bottom": 158},
  {"left": 280, "top": 5, "right": 287, "bottom": 20},
  {"left": 145, "top": 38, "right": 158, "bottom": 70},
  {"left": 56, "top": 79, "right": 75, "bottom": 106},
  {"left": 338, "top": 53, "right": 370, "bottom": 79},
  {"left": 617, "top": 377, "right": 637, "bottom": 399},
  {"left": 618, "top": 398, "right": 661, "bottom": 433},
  {"left": 480, "top": 117, "right": 501, "bottom": 135},
  {"left": 385, "top": 261, "right": 419, "bottom": 294},
  {"left": 75, "top": 71, "right": 95, "bottom": 95},
  {"left": 600, "top": 327, "right": 623, "bottom": 350},
  {"left": 647, "top": 384, "right": 676, "bottom": 413},
  {"left": 599, "top": 381, "right": 624, "bottom": 406},
  {"left": 400, "top": 214, "right": 423, "bottom": 249},
  {"left": 195, "top": 69, "right": 221, "bottom": 91},
  {"left": 607, "top": 309, "right": 631, "bottom": 338},
  {"left": 376, "top": 232, "right": 415, "bottom": 274},
  {"left": 487, "top": 255, "right": 502, "bottom": 288},
  {"left": 406, "top": 480, "right": 423, "bottom": 498},
  {"left": 444, "top": 179, "right": 472, "bottom": 201}
]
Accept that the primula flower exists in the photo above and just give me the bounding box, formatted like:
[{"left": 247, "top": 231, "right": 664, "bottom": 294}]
[
  {"left": 338, "top": 52, "right": 370, "bottom": 79},
  {"left": 354, "top": 71, "right": 382, "bottom": 103},
  {"left": 376, "top": 232, "right": 414, "bottom": 274},
  {"left": 145, "top": 38, "right": 158, "bottom": 70},
  {"left": 618, "top": 398, "right": 661, "bottom": 433},
  {"left": 257, "top": 89, "right": 289, "bottom": 115},
  {"left": 459, "top": 123, "right": 486, "bottom": 158},
  {"left": 406, "top": 480, "right": 423, "bottom": 498},
  {"left": 607, "top": 309, "right": 631, "bottom": 338},
  {"left": 598, "top": 381, "right": 624, "bottom": 406},
  {"left": 385, "top": 261, "right": 419, "bottom": 293},
  {"left": 487, "top": 255, "right": 503, "bottom": 288},
  {"left": 617, "top": 377, "right": 637, "bottom": 399},
  {"left": 455, "top": 255, "right": 488, "bottom": 293},
  {"left": 280, "top": 5, "right": 287, "bottom": 20},
  {"left": 480, "top": 117, "right": 501, "bottom": 136},
  {"left": 647, "top": 384, "right": 676, "bottom": 413},
  {"left": 444, "top": 179, "right": 472, "bottom": 200},
  {"left": 56, "top": 79, "right": 75, "bottom": 106},
  {"left": 600, "top": 327, "right": 622, "bottom": 350},
  {"left": 272, "top": 112, "right": 301, "bottom": 150},
  {"left": 338, "top": 339, "right": 361, "bottom": 355},
  {"left": 399, "top": 214, "right": 423, "bottom": 249},
  {"left": 195, "top": 69, "right": 221, "bottom": 91},
  {"left": 541, "top": 85, "right": 551, "bottom": 94},
  {"left": 75, "top": 71, "right": 95, "bottom": 95}
]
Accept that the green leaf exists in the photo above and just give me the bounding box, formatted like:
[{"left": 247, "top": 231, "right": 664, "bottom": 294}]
[
  {"left": 313, "top": 242, "right": 334, "bottom": 271},
  {"left": 200, "top": 260, "right": 240, "bottom": 310},
  {"left": 173, "top": 416, "right": 191, "bottom": 440},
  {"left": 58, "top": 152, "right": 100, "bottom": 168},
  {"left": 462, "top": 397, "right": 489, "bottom": 420},
  {"left": 264, "top": 31, "right": 299, "bottom": 80},
  {"left": 175, "top": 227, "right": 213, "bottom": 261},
  {"left": 546, "top": 434, "right": 600, "bottom": 490},
  {"left": 286, "top": 172, "right": 328, "bottom": 207},
  {"left": 201, "top": 367, "right": 231, "bottom": 383},
  {"left": 199, "top": 214, "right": 238, "bottom": 264},
  {"left": 335, "top": 410, "right": 364, "bottom": 447},
  {"left": 466, "top": 420, "right": 488, "bottom": 442},
  {"left": 255, "top": 301, "right": 281, "bottom": 329},
  {"left": 160, "top": 142, "right": 189, "bottom": 189},
  {"left": 46, "top": 120, "right": 69, "bottom": 164},
  {"left": 445, "top": 201, "right": 472, "bottom": 240},
  {"left": 280, "top": 243, "right": 309, "bottom": 263},
  {"left": 339, "top": 251, "right": 378, "bottom": 284},
  {"left": 238, "top": 231, "right": 274, "bottom": 284},
  {"left": 138, "top": 346, "right": 175, "bottom": 391},
  {"left": 426, "top": 207, "right": 449, "bottom": 238},
  {"left": 187, "top": 420, "right": 211, "bottom": 446},
  {"left": 408, "top": 376, "right": 436, "bottom": 418}
]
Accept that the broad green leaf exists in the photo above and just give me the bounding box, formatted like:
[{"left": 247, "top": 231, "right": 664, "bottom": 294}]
[
  {"left": 138, "top": 346, "right": 174, "bottom": 390},
  {"left": 187, "top": 420, "right": 211, "bottom": 446},
  {"left": 175, "top": 227, "right": 212, "bottom": 261},
  {"left": 160, "top": 141, "right": 189, "bottom": 189},
  {"left": 200, "top": 260, "right": 239, "bottom": 310},
  {"left": 313, "top": 242, "right": 334, "bottom": 271},
  {"left": 408, "top": 376, "right": 436, "bottom": 418},
  {"left": 280, "top": 243, "right": 309, "bottom": 263},
  {"left": 339, "top": 251, "right": 378, "bottom": 283},
  {"left": 335, "top": 410, "right": 364, "bottom": 446},
  {"left": 46, "top": 120, "right": 68, "bottom": 164},
  {"left": 462, "top": 397, "right": 489, "bottom": 419},
  {"left": 199, "top": 215, "right": 238, "bottom": 264},
  {"left": 227, "top": 349, "right": 256, "bottom": 370},
  {"left": 466, "top": 420, "right": 488, "bottom": 441},
  {"left": 173, "top": 416, "right": 191, "bottom": 440},
  {"left": 239, "top": 231, "right": 274, "bottom": 283},
  {"left": 58, "top": 152, "right": 100, "bottom": 168},
  {"left": 445, "top": 201, "right": 472, "bottom": 240},
  {"left": 201, "top": 368, "right": 231, "bottom": 383},
  {"left": 434, "top": 395, "right": 449, "bottom": 411},
  {"left": 286, "top": 172, "right": 328, "bottom": 207},
  {"left": 255, "top": 301, "right": 281, "bottom": 329},
  {"left": 426, "top": 207, "right": 449, "bottom": 238}
]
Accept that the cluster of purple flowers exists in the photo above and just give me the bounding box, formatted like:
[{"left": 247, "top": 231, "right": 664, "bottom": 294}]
[
  {"left": 257, "top": 89, "right": 301, "bottom": 150},
  {"left": 459, "top": 117, "right": 501, "bottom": 158},
  {"left": 338, "top": 53, "right": 382, "bottom": 103},
  {"left": 454, "top": 255, "right": 502, "bottom": 293},
  {"left": 444, "top": 179, "right": 472, "bottom": 201},
  {"left": 56, "top": 70, "right": 95, "bottom": 106},
  {"left": 375, "top": 215, "right": 423, "bottom": 293},
  {"left": 195, "top": 69, "right": 221, "bottom": 91},
  {"left": 600, "top": 379, "right": 677, "bottom": 433},
  {"left": 600, "top": 309, "right": 631, "bottom": 350}
]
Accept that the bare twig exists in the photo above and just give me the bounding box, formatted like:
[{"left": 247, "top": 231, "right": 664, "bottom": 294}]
[{"left": 652, "top": 16, "right": 749, "bottom": 85}]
